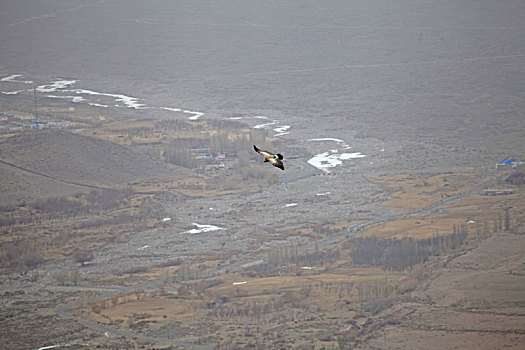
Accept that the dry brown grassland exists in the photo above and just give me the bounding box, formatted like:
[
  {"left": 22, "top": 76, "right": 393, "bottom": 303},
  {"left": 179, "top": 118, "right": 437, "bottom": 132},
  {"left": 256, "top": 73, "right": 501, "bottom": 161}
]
[
  {"left": 75, "top": 166, "right": 524, "bottom": 349},
  {"left": 1, "top": 101, "right": 524, "bottom": 349},
  {"left": 0, "top": 108, "right": 277, "bottom": 271}
]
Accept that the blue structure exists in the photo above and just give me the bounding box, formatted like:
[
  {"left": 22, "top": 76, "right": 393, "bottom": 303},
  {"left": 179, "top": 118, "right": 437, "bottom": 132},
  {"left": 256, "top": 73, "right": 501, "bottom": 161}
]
[
  {"left": 498, "top": 158, "right": 517, "bottom": 165},
  {"left": 496, "top": 158, "right": 518, "bottom": 169}
]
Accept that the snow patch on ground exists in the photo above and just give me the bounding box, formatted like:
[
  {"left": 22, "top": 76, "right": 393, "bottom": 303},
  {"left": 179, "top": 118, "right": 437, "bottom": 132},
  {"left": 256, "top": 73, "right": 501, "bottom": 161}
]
[
  {"left": 316, "top": 192, "right": 331, "bottom": 196},
  {"left": 308, "top": 150, "right": 366, "bottom": 172},
  {"left": 231, "top": 115, "right": 291, "bottom": 137},
  {"left": 185, "top": 223, "right": 224, "bottom": 234},
  {"left": 1, "top": 74, "right": 33, "bottom": 84},
  {"left": 1, "top": 75, "right": 205, "bottom": 120},
  {"left": 306, "top": 138, "right": 366, "bottom": 172}
]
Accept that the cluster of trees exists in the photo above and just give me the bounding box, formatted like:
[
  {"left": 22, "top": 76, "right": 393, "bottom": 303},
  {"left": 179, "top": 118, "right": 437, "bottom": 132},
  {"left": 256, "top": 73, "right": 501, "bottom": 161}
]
[
  {"left": 313, "top": 221, "right": 346, "bottom": 235},
  {"left": 0, "top": 191, "right": 149, "bottom": 272},
  {"left": 161, "top": 127, "right": 267, "bottom": 170},
  {"left": 32, "top": 196, "right": 86, "bottom": 217},
  {"left": 492, "top": 208, "right": 522, "bottom": 234},
  {"left": 0, "top": 241, "right": 97, "bottom": 271},
  {"left": 506, "top": 172, "right": 525, "bottom": 186},
  {"left": 155, "top": 118, "right": 248, "bottom": 133},
  {"left": 72, "top": 249, "right": 94, "bottom": 266},
  {"left": 154, "top": 119, "right": 203, "bottom": 132},
  {"left": 355, "top": 278, "right": 394, "bottom": 301},
  {"left": 86, "top": 188, "right": 134, "bottom": 211},
  {"left": 465, "top": 209, "right": 522, "bottom": 235},
  {"left": 252, "top": 224, "right": 469, "bottom": 278},
  {"left": 112, "top": 126, "right": 154, "bottom": 138},
  {"left": 0, "top": 188, "right": 134, "bottom": 227},
  {"left": 55, "top": 268, "right": 82, "bottom": 286},
  {"left": 163, "top": 143, "right": 196, "bottom": 168},
  {"left": 173, "top": 262, "right": 209, "bottom": 281},
  {"left": 350, "top": 228, "right": 468, "bottom": 271},
  {"left": 209, "top": 297, "right": 286, "bottom": 321},
  {"left": 254, "top": 246, "right": 339, "bottom": 274},
  {"left": 240, "top": 246, "right": 341, "bottom": 278},
  {"left": 209, "top": 130, "right": 265, "bottom": 154},
  {"left": 0, "top": 239, "right": 43, "bottom": 270}
]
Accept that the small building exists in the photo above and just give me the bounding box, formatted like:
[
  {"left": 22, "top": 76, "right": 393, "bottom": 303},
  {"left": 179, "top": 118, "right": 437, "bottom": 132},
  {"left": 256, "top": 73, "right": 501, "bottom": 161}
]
[
  {"left": 482, "top": 188, "right": 515, "bottom": 196},
  {"left": 8, "top": 116, "right": 21, "bottom": 123},
  {"left": 191, "top": 147, "right": 213, "bottom": 160},
  {"left": 496, "top": 158, "right": 518, "bottom": 169},
  {"left": 195, "top": 154, "right": 212, "bottom": 160},
  {"left": 206, "top": 164, "right": 220, "bottom": 171}
]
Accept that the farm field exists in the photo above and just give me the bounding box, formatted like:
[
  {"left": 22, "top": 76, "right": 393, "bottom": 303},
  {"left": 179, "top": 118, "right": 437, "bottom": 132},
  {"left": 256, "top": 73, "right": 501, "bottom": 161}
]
[{"left": 2, "top": 114, "right": 522, "bottom": 348}]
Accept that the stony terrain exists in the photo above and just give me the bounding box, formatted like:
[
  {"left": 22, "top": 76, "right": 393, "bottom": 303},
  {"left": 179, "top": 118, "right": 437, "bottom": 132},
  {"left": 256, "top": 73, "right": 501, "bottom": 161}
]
[{"left": 0, "top": 119, "right": 523, "bottom": 349}]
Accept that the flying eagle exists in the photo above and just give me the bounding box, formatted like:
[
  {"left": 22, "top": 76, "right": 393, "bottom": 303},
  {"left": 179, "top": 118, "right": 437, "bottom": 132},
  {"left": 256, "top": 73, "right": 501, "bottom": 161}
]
[{"left": 253, "top": 145, "right": 284, "bottom": 170}]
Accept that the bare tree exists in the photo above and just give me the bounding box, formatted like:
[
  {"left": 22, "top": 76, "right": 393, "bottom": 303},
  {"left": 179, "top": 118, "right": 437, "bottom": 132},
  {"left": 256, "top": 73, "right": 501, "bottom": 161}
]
[
  {"left": 23, "top": 252, "right": 43, "bottom": 268},
  {"left": 55, "top": 270, "right": 69, "bottom": 286},
  {"left": 71, "top": 269, "right": 82, "bottom": 285},
  {"left": 72, "top": 249, "right": 94, "bottom": 266}
]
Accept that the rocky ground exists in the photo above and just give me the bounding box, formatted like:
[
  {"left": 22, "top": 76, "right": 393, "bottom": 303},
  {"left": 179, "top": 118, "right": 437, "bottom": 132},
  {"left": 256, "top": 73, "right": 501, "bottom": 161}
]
[{"left": 365, "top": 233, "right": 525, "bottom": 350}]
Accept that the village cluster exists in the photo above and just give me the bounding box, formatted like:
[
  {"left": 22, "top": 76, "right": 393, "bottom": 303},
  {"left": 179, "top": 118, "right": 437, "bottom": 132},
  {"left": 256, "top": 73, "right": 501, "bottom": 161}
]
[
  {"left": 190, "top": 147, "right": 239, "bottom": 173},
  {"left": 0, "top": 112, "right": 74, "bottom": 132}
]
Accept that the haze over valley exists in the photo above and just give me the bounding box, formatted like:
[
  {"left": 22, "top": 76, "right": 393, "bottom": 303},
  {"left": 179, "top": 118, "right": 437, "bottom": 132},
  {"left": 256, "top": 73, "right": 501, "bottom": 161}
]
[{"left": 1, "top": 1, "right": 525, "bottom": 349}]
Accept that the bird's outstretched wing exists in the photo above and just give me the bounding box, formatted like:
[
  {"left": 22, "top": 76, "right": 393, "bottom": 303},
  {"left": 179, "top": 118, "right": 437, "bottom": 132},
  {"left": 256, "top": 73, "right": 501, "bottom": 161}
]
[
  {"left": 271, "top": 158, "right": 284, "bottom": 170},
  {"left": 253, "top": 145, "right": 285, "bottom": 170}
]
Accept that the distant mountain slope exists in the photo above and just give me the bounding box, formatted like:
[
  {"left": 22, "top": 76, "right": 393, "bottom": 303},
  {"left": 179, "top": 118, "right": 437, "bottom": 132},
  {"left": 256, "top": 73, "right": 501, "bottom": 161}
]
[{"left": 0, "top": 129, "right": 185, "bottom": 196}]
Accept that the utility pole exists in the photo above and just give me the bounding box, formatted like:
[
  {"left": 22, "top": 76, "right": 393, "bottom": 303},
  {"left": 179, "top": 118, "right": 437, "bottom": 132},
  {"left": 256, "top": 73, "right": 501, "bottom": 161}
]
[{"left": 33, "top": 86, "right": 38, "bottom": 120}]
